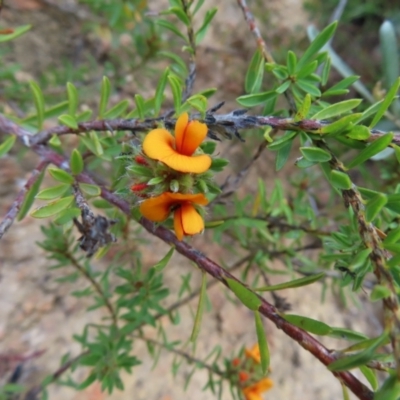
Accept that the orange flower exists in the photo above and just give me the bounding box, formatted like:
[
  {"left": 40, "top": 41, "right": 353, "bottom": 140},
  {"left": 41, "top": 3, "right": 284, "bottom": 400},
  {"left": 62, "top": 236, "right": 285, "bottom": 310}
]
[
  {"left": 139, "top": 192, "right": 209, "bottom": 240},
  {"left": 245, "top": 344, "right": 261, "bottom": 364},
  {"left": 242, "top": 378, "right": 273, "bottom": 400},
  {"left": 143, "top": 113, "right": 211, "bottom": 173}
]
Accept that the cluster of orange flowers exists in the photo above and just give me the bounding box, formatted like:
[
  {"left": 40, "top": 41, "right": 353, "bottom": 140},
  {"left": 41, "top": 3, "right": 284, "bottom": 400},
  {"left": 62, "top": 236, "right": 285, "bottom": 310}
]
[
  {"left": 131, "top": 113, "right": 213, "bottom": 241},
  {"left": 232, "top": 344, "right": 273, "bottom": 400}
]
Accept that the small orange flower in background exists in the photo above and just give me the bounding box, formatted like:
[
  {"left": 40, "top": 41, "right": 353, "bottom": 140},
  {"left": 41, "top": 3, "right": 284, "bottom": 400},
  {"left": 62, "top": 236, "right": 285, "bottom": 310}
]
[
  {"left": 245, "top": 344, "right": 261, "bottom": 364},
  {"left": 242, "top": 377, "right": 273, "bottom": 400},
  {"left": 139, "top": 192, "right": 209, "bottom": 240},
  {"left": 143, "top": 112, "right": 212, "bottom": 174}
]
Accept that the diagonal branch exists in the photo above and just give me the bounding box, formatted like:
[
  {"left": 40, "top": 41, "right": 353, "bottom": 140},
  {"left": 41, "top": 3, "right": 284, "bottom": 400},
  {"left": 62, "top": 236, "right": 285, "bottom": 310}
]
[{"left": 26, "top": 144, "right": 373, "bottom": 400}]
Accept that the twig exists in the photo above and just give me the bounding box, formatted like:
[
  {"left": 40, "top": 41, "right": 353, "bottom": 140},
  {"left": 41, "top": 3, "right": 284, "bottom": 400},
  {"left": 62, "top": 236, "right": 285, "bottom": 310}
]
[
  {"left": 181, "top": 0, "right": 197, "bottom": 102},
  {"left": 236, "top": 0, "right": 296, "bottom": 113},
  {"left": 24, "top": 351, "right": 89, "bottom": 400},
  {"left": 0, "top": 112, "right": 398, "bottom": 148}
]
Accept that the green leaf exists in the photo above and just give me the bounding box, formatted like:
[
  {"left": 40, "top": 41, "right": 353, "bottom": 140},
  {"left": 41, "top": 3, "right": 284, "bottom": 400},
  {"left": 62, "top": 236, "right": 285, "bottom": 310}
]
[
  {"left": 393, "top": 144, "right": 400, "bottom": 164},
  {"left": 384, "top": 227, "right": 400, "bottom": 245},
  {"left": 236, "top": 91, "right": 277, "bottom": 107},
  {"left": 255, "top": 273, "right": 325, "bottom": 291},
  {"left": 346, "top": 133, "right": 393, "bottom": 169},
  {"left": 295, "top": 79, "right": 321, "bottom": 97},
  {"left": 0, "top": 135, "right": 16, "bottom": 157},
  {"left": 154, "top": 247, "right": 174, "bottom": 272},
  {"left": 370, "top": 284, "right": 391, "bottom": 301},
  {"left": 29, "top": 81, "right": 45, "bottom": 130},
  {"left": 374, "top": 373, "right": 400, "bottom": 400},
  {"left": 295, "top": 93, "right": 311, "bottom": 121},
  {"left": 245, "top": 50, "right": 264, "bottom": 93},
  {"left": 99, "top": 76, "right": 111, "bottom": 118},
  {"left": 103, "top": 100, "right": 129, "bottom": 119},
  {"left": 319, "top": 114, "right": 362, "bottom": 135},
  {"left": 370, "top": 77, "right": 400, "bottom": 128},
  {"left": 365, "top": 193, "right": 387, "bottom": 222},
  {"left": 210, "top": 158, "right": 229, "bottom": 172},
  {"left": 275, "top": 139, "right": 292, "bottom": 171},
  {"left": 226, "top": 278, "right": 261, "bottom": 310},
  {"left": 312, "top": 99, "right": 362, "bottom": 120},
  {"left": 295, "top": 157, "right": 318, "bottom": 169},
  {"left": 346, "top": 125, "right": 370, "bottom": 140},
  {"left": 66, "top": 82, "right": 78, "bottom": 116},
  {"left": 0, "top": 24, "right": 31, "bottom": 42},
  {"left": 327, "top": 327, "right": 369, "bottom": 341},
  {"left": 300, "top": 147, "right": 331, "bottom": 162},
  {"left": 17, "top": 169, "right": 45, "bottom": 221},
  {"left": 322, "top": 75, "right": 360, "bottom": 97},
  {"left": 190, "top": 272, "right": 207, "bottom": 342},
  {"left": 168, "top": 74, "right": 182, "bottom": 113},
  {"left": 329, "top": 170, "right": 352, "bottom": 190},
  {"left": 53, "top": 207, "right": 81, "bottom": 225},
  {"left": 297, "top": 22, "right": 337, "bottom": 69},
  {"left": 286, "top": 50, "right": 297, "bottom": 75},
  {"left": 134, "top": 94, "right": 145, "bottom": 119},
  {"left": 328, "top": 333, "right": 388, "bottom": 371},
  {"left": 70, "top": 149, "right": 84, "bottom": 175},
  {"left": 154, "top": 67, "right": 169, "bottom": 115},
  {"left": 164, "top": 7, "right": 190, "bottom": 26},
  {"left": 58, "top": 114, "right": 78, "bottom": 129},
  {"left": 89, "top": 131, "right": 104, "bottom": 156},
  {"left": 156, "top": 19, "right": 188, "bottom": 42},
  {"left": 283, "top": 314, "right": 331, "bottom": 335},
  {"left": 31, "top": 196, "right": 74, "bottom": 218},
  {"left": 195, "top": 8, "right": 217, "bottom": 44},
  {"left": 186, "top": 94, "right": 208, "bottom": 114},
  {"left": 80, "top": 183, "right": 101, "bottom": 197},
  {"left": 268, "top": 131, "right": 298, "bottom": 151},
  {"left": 48, "top": 168, "right": 74, "bottom": 184},
  {"left": 254, "top": 310, "right": 269, "bottom": 374},
  {"left": 296, "top": 60, "right": 318, "bottom": 79},
  {"left": 158, "top": 50, "right": 188, "bottom": 77},
  {"left": 275, "top": 80, "right": 291, "bottom": 94},
  {"left": 36, "top": 184, "right": 70, "bottom": 200},
  {"left": 321, "top": 57, "right": 331, "bottom": 86},
  {"left": 359, "top": 365, "right": 378, "bottom": 390}
]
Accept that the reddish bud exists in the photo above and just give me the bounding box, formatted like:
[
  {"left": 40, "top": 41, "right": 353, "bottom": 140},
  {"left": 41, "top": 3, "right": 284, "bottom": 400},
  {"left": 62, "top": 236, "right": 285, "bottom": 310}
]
[
  {"left": 130, "top": 183, "right": 148, "bottom": 192},
  {"left": 0, "top": 29, "right": 14, "bottom": 35},
  {"left": 135, "top": 155, "right": 148, "bottom": 165},
  {"left": 232, "top": 358, "right": 241, "bottom": 367},
  {"left": 239, "top": 371, "right": 249, "bottom": 382}
]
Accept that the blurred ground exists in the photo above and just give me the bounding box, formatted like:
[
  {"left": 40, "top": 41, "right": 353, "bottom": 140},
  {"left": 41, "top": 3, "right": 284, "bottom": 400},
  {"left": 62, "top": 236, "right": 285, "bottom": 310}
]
[{"left": 0, "top": 1, "right": 383, "bottom": 400}]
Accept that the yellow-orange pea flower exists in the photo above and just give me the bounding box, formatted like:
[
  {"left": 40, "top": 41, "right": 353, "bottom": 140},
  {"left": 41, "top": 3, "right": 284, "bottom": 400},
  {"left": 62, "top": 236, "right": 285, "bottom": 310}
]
[
  {"left": 139, "top": 192, "right": 209, "bottom": 240},
  {"left": 245, "top": 344, "right": 261, "bottom": 364},
  {"left": 242, "top": 378, "right": 273, "bottom": 400},
  {"left": 142, "top": 113, "right": 212, "bottom": 174}
]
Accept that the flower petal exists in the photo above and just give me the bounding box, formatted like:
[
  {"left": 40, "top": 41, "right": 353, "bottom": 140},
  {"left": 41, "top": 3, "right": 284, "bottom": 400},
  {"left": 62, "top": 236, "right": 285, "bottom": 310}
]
[
  {"left": 175, "top": 112, "right": 189, "bottom": 153},
  {"left": 180, "top": 120, "right": 208, "bottom": 156},
  {"left": 180, "top": 203, "right": 205, "bottom": 235},
  {"left": 162, "top": 152, "right": 212, "bottom": 173},
  {"left": 242, "top": 388, "right": 263, "bottom": 400},
  {"left": 164, "top": 192, "right": 209, "bottom": 206},
  {"left": 173, "top": 207, "right": 184, "bottom": 241},
  {"left": 253, "top": 378, "right": 273, "bottom": 392},
  {"left": 139, "top": 193, "right": 175, "bottom": 222},
  {"left": 245, "top": 344, "right": 261, "bottom": 364},
  {"left": 142, "top": 128, "right": 175, "bottom": 161}
]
